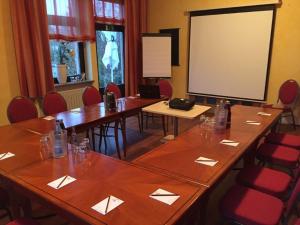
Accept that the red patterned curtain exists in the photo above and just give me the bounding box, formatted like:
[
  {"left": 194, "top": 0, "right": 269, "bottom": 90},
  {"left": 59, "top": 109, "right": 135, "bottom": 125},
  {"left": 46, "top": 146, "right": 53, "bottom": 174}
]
[
  {"left": 94, "top": 0, "right": 124, "bottom": 25},
  {"left": 46, "top": 0, "right": 95, "bottom": 41},
  {"left": 10, "top": 0, "right": 54, "bottom": 98},
  {"left": 124, "top": 0, "right": 147, "bottom": 96}
]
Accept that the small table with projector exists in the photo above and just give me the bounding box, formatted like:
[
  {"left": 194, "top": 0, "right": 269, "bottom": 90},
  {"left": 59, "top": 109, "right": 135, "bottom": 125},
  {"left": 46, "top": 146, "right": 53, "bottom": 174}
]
[{"left": 142, "top": 101, "right": 211, "bottom": 138}]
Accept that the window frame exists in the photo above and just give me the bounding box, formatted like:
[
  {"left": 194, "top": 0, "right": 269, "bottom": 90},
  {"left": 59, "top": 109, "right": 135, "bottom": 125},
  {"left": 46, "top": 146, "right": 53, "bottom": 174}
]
[{"left": 50, "top": 40, "right": 86, "bottom": 84}]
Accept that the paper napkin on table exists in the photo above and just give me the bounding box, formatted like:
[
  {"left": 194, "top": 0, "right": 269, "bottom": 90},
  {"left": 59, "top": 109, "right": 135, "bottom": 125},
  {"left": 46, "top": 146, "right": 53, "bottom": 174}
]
[
  {"left": 43, "top": 116, "right": 55, "bottom": 120},
  {"left": 150, "top": 188, "right": 180, "bottom": 205},
  {"left": 0, "top": 152, "right": 15, "bottom": 160},
  {"left": 70, "top": 108, "right": 81, "bottom": 113},
  {"left": 195, "top": 156, "right": 218, "bottom": 167},
  {"left": 128, "top": 96, "right": 137, "bottom": 99},
  {"left": 47, "top": 175, "right": 76, "bottom": 189},
  {"left": 220, "top": 139, "right": 239, "bottom": 147},
  {"left": 257, "top": 112, "right": 271, "bottom": 116},
  {"left": 245, "top": 120, "right": 261, "bottom": 125},
  {"left": 92, "top": 195, "right": 124, "bottom": 215}
]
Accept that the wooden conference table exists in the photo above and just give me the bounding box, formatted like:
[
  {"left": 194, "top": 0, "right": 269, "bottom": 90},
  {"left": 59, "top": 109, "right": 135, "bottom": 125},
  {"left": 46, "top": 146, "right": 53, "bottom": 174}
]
[
  {"left": 135, "top": 105, "right": 282, "bottom": 188},
  {"left": 13, "top": 96, "right": 162, "bottom": 158},
  {"left": 0, "top": 103, "right": 281, "bottom": 225}
]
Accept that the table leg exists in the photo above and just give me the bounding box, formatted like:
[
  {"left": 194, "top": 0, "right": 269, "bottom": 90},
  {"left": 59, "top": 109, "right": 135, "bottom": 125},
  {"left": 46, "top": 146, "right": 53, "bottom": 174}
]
[
  {"left": 243, "top": 139, "right": 259, "bottom": 166},
  {"left": 173, "top": 117, "right": 179, "bottom": 137},
  {"left": 114, "top": 120, "right": 121, "bottom": 159}
]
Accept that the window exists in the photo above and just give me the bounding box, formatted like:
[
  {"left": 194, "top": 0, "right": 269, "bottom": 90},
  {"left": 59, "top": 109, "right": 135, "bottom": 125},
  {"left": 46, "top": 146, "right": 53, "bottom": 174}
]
[
  {"left": 46, "top": 0, "right": 88, "bottom": 84},
  {"left": 94, "top": 0, "right": 124, "bottom": 24},
  {"left": 49, "top": 40, "right": 85, "bottom": 83},
  {"left": 95, "top": 24, "right": 124, "bottom": 92}
]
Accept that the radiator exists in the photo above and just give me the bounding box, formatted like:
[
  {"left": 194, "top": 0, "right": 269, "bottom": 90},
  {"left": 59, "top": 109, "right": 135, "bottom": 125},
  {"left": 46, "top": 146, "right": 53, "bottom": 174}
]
[{"left": 58, "top": 88, "right": 85, "bottom": 110}]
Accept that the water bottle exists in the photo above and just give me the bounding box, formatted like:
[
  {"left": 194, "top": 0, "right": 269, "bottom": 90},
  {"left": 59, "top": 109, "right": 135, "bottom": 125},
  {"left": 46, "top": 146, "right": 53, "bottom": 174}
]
[
  {"left": 215, "top": 100, "right": 228, "bottom": 132},
  {"left": 54, "top": 120, "right": 67, "bottom": 158}
]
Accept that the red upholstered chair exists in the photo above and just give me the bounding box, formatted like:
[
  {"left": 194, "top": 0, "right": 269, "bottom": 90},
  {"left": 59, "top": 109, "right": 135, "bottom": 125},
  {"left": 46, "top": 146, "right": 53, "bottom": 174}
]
[
  {"left": 6, "top": 218, "right": 40, "bottom": 225},
  {"left": 106, "top": 82, "right": 122, "bottom": 99},
  {"left": 236, "top": 165, "right": 292, "bottom": 199},
  {"left": 82, "top": 86, "right": 106, "bottom": 151},
  {"left": 7, "top": 96, "right": 38, "bottom": 123},
  {"left": 82, "top": 86, "right": 121, "bottom": 157},
  {"left": 143, "top": 79, "right": 173, "bottom": 136},
  {"left": 42, "top": 92, "right": 67, "bottom": 115},
  {"left": 220, "top": 178, "right": 300, "bottom": 225},
  {"left": 105, "top": 82, "right": 142, "bottom": 136},
  {"left": 265, "top": 132, "right": 300, "bottom": 150},
  {"left": 82, "top": 86, "right": 102, "bottom": 106},
  {"left": 158, "top": 79, "right": 173, "bottom": 99},
  {"left": 265, "top": 79, "right": 299, "bottom": 130},
  {"left": 256, "top": 143, "right": 300, "bottom": 176}
]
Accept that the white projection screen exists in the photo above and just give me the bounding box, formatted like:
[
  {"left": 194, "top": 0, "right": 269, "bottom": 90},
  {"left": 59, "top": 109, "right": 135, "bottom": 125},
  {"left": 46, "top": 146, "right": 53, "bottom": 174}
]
[
  {"left": 188, "top": 5, "right": 275, "bottom": 101},
  {"left": 142, "top": 34, "right": 172, "bottom": 78}
]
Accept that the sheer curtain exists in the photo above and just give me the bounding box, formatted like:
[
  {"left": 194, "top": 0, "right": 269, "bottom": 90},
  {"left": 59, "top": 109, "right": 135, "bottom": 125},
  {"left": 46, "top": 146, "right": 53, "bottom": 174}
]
[
  {"left": 124, "top": 0, "right": 147, "bottom": 96},
  {"left": 94, "top": 0, "right": 124, "bottom": 25},
  {"left": 10, "top": 0, "right": 54, "bottom": 98},
  {"left": 47, "top": 0, "right": 95, "bottom": 41}
]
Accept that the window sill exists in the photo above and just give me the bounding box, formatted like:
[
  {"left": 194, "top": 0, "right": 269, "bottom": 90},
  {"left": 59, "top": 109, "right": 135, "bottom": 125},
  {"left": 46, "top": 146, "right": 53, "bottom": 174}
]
[{"left": 55, "top": 80, "right": 94, "bottom": 91}]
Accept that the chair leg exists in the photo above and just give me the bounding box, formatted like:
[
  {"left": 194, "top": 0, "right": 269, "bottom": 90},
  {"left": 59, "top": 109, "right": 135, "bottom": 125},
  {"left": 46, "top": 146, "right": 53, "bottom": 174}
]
[
  {"left": 104, "top": 132, "right": 107, "bottom": 155},
  {"left": 290, "top": 110, "right": 296, "bottom": 130},
  {"left": 114, "top": 120, "right": 121, "bottom": 159},
  {"left": 91, "top": 128, "right": 95, "bottom": 150},
  {"left": 162, "top": 115, "right": 167, "bottom": 136},
  {"left": 121, "top": 118, "right": 127, "bottom": 158},
  {"left": 99, "top": 126, "right": 104, "bottom": 153}
]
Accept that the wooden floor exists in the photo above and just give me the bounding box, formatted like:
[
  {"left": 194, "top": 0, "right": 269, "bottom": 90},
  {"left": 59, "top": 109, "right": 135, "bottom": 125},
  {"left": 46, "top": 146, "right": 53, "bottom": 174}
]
[{"left": 0, "top": 115, "right": 299, "bottom": 225}]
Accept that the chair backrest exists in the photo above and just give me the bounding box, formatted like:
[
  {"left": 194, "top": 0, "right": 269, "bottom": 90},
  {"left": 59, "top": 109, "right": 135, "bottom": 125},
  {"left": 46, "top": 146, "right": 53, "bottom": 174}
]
[
  {"left": 158, "top": 79, "right": 173, "bottom": 99},
  {"left": 82, "top": 86, "right": 102, "bottom": 106},
  {"left": 43, "top": 92, "right": 68, "bottom": 115},
  {"left": 106, "top": 82, "right": 122, "bottom": 99},
  {"left": 278, "top": 79, "right": 299, "bottom": 105},
  {"left": 7, "top": 96, "right": 38, "bottom": 124}
]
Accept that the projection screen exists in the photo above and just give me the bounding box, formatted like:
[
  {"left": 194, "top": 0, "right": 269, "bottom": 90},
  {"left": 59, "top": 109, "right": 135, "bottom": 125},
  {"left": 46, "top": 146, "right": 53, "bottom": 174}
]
[{"left": 188, "top": 5, "right": 275, "bottom": 101}]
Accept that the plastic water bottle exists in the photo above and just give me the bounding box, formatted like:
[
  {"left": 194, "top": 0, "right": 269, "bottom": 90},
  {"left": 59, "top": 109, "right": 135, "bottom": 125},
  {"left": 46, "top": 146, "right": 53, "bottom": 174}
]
[
  {"left": 54, "top": 120, "right": 67, "bottom": 158},
  {"left": 215, "top": 100, "right": 228, "bottom": 132}
]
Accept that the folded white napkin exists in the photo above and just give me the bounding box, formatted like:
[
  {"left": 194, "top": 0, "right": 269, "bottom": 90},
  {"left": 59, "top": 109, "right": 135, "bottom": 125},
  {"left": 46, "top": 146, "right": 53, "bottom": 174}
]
[
  {"left": 128, "top": 96, "right": 137, "bottom": 99},
  {"left": 257, "top": 112, "right": 271, "bottom": 116},
  {"left": 0, "top": 152, "right": 15, "bottom": 160},
  {"left": 195, "top": 156, "right": 218, "bottom": 167},
  {"left": 245, "top": 120, "right": 261, "bottom": 125},
  {"left": 43, "top": 116, "right": 55, "bottom": 120},
  {"left": 47, "top": 175, "right": 76, "bottom": 189},
  {"left": 220, "top": 139, "right": 239, "bottom": 147},
  {"left": 150, "top": 188, "right": 180, "bottom": 205},
  {"left": 70, "top": 108, "right": 81, "bottom": 113},
  {"left": 92, "top": 195, "right": 124, "bottom": 215}
]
